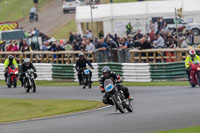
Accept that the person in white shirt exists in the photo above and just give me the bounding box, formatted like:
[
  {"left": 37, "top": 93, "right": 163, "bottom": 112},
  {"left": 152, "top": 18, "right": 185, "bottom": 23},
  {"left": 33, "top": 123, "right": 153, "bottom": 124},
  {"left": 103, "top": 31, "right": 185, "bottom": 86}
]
[
  {"left": 153, "top": 33, "right": 165, "bottom": 48},
  {"left": 85, "top": 39, "right": 95, "bottom": 52}
]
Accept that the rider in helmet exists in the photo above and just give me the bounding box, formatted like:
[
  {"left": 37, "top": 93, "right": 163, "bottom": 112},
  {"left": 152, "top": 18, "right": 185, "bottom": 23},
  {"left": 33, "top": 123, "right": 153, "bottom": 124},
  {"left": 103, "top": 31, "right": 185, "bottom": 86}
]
[
  {"left": 4, "top": 55, "right": 18, "bottom": 82},
  {"left": 20, "top": 58, "right": 37, "bottom": 87},
  {"left": 99, "top": 66, "right": 133, "bottom": 105},
  {"left": 185, "top": 49, "right": 200, "bottom": 81},
  {"left": 75, "top": 52, "right": 94, "bottom": 85}
]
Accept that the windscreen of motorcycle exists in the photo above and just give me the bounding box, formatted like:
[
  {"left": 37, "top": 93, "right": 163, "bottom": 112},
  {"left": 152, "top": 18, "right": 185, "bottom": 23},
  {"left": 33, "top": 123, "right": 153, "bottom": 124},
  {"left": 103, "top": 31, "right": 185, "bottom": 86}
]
[{"left": 104, "top": 79, "right": 114, "bottom": 92}]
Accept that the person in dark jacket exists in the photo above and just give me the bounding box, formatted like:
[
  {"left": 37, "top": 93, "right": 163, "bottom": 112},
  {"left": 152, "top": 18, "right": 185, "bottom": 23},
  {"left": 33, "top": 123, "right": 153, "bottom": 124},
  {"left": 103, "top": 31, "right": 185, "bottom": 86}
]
[
  {"left": 99, "top": 66, "right": 133, "bottom": 105},
  {"left": 20, "top": 58, "right": 37, "bottom": 87},
  {"left": 75, "top": 52, "right": 94, "bottom": 85}
]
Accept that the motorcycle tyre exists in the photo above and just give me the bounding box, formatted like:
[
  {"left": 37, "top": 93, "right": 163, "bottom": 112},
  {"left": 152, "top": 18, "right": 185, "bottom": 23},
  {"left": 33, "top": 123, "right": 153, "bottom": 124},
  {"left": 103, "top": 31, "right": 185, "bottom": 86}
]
[
  {"left": 112, "top": 94, "right": 125, "bottom": 113},
  {"left": 32, "top": 79, "right": 36, "bottom": 93},
  {"left": 13, "top": 77, "right": 17, "bottom": 88},
  {"left": 126, "top": 101, "right": 133, "bottom": 112}
]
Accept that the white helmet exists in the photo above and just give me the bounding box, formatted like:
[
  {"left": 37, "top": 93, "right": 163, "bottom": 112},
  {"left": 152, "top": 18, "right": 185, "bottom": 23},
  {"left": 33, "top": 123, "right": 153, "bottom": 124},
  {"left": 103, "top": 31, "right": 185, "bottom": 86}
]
[
  {"left": 79, "top": 52, "right": 84, "bottom": 57},
  {"left": 189, "top": 49, "right": 196, "bottom": 58}
]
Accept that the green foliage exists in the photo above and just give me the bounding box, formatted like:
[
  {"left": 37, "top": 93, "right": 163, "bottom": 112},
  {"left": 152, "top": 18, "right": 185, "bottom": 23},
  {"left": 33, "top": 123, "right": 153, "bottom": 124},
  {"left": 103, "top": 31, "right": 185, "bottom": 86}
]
[{"left": 0, "top": 0, "right": 49, "bottom": 21}]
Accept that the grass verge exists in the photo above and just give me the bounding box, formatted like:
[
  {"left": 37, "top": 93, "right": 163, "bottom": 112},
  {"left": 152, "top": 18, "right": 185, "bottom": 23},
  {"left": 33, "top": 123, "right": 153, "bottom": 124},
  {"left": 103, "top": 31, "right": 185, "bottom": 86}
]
[
  {"left": 0, "top": 99, "right": 104, "bottom": 123},
  {"left": 50, "top": 19, "right": 76, "bottom": 39},
  {"left": 0, "top": 0, "right": 50, "bottom": 21},
  {"left": 0, "top": 80, "right": 190, "bottom": 86},
  {"left": 153, "top": 126, "right": 200, "bottom": 133}
]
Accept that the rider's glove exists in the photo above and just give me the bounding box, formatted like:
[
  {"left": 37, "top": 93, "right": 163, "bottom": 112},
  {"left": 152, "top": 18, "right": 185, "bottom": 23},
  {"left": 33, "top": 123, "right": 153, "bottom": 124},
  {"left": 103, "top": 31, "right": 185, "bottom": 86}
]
[
  {"left": 117, "top": 75, "right": 120, "bottom": 81},
  {"left": 100, "top": 85, "right": 105, "bottom": 93},
  {"left": 186, "top": 67, "right": 191, "bottom": 71}
]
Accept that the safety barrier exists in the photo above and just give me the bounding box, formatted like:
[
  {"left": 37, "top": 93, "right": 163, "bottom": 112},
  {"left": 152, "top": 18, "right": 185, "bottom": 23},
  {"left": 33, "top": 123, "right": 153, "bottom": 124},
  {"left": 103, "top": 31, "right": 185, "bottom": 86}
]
[
  {"left": 0, "top": 62, "right": 187, "bottom": 82},
  {"left": 122, "top": 63, "right": 151, "bottom": 82},
  {"left": 52, "top": 64, "right": 74, "bottom": 81},
  {"left": 0, "top": 63, "right": 52, "bottom": 81},
  {"left": 150, "top": 62, "right": 186, "bottom": 81}
]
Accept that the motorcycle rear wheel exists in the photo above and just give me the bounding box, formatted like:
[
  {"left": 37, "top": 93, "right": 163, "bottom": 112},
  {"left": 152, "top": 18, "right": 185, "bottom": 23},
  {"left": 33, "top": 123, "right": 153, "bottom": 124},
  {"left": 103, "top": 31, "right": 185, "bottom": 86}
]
[{"left": 126, "top": 101, "right": 133, "bottom": 112}]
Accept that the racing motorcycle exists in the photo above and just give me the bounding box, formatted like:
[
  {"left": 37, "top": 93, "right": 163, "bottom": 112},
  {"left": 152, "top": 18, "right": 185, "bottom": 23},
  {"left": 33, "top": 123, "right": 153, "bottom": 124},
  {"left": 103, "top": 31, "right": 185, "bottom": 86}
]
[
  {"left": 23, "top": 69, "right": 36, "bottom": 93},
  {"left": 81, "top": 67, "right": 92, "bottom": 89},
  {"left": 188, "top": 63, "right": 200, "bottom": 87},
  {"left": 104, "top": 79, "right": 133, "bottom": 113},
  {"left": 6, "top": 65, "right": 18, "bottom": 88}
]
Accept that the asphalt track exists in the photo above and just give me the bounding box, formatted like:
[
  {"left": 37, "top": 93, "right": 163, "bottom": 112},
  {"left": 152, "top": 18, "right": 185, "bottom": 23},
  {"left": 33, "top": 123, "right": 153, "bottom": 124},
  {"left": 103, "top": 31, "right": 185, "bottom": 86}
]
[{"left": 0, "top": 85, "right": 200, "bottom": 133}]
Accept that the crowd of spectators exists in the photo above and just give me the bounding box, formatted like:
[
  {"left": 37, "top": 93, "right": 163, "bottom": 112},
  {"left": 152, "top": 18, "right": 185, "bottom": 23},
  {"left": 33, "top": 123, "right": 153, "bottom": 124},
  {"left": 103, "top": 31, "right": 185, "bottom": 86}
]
[{"left": 0, "top": 21, "right": 195, "bottom": 54}]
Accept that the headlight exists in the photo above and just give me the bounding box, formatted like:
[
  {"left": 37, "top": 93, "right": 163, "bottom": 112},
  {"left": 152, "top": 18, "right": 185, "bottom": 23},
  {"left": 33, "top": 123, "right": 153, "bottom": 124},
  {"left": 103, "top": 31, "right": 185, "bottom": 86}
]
[
  {"left": 15, "top": 71, "right": 18, "bottom": 74},
  {"left": 197, "top": 67, "right": 200, "bottom": 71}
]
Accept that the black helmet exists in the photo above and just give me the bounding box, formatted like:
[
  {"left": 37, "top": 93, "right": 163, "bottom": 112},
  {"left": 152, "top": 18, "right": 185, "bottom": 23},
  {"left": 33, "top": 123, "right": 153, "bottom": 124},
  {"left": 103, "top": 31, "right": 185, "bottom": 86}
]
[
  {"left": 8, "top": 55, "right": 14, "bottom": 62},
  {"left": 102, "top": 66, "right": 111, "bottom": 78},
  {"left": 24, "top": 58, "right": 31, "bottom": 67}
]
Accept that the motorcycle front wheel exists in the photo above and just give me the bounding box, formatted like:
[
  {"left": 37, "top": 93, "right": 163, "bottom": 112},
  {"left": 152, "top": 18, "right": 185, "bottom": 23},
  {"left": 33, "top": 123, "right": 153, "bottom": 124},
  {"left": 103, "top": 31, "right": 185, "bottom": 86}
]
[
  {"left": 13, "top": 77, "right": 17, "bottom": 88},
  {"left": 32, "top": 79, "right": 36, "bottom": 93},
  {"left": 112, "top": 94, "right": 125, "bottom": 113}
]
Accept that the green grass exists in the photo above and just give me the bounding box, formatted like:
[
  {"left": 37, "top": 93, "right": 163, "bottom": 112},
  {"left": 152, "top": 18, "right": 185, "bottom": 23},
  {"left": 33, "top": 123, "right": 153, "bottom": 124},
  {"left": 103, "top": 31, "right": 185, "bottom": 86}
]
[
  {"left": 0, "top": 0, "right": 49, "bottom": 21},
  {"left": 153, "top": 126, "right": 200, "bottom": 133},
  {"left": 50, "top": 19, "right": 76, "bottom": 39},
  {"left": 0, "top": 80, "right": 190, "bottom": 86},
  {"left": 0, "top": 99, "right": 103, "bottom": 123}
]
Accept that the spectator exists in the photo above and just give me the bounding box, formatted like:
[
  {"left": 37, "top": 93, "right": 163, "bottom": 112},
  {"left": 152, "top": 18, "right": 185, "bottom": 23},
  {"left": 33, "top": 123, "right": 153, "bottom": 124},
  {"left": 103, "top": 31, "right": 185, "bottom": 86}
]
[
  {"left": 64, "top": 41, "right": 73, "bottom": 51},
  {"left": 6, "top": 41, "right": 14, "bottom": 51},
  {"left": 107, "top": 38, "right": 118, "bottom": 49},
  {"left": 139, "top": 37, "right": 152, "bottom": 50},
  {"left": 0, "top": 41, "right": 5, "bottom": 51},
  {"left": 20, "top": 40, "right": 31, "bottom": 52},
  {"left": 85, "top": 39, "right": 95, "bottom": 52},
  {"left": 134, "top": 30, "right": 143, "bottom": 40},
  {"left": 80, "top": 40, "right": 86, "bottom": 51},
  {"left": 126, "top": 22, "right": 133, "bottom": 35},
  {"left": 85, "top": 30, "right": 92, "bottom": 39},
  {"left": 99, "top": 30, "right": 104, "bottom": 38},
  {"left": 98, "top": 38, "right": 108, "bottom": 50},
  {"left": 119, "top": 37, "right": 129, "bottom": 49},
  {"left": 11, "top": 41, "right": 18, "bottom": 51},
  {"left": 180, "top": 36, "right": 189, "bottom": 48},
  {"left": 153, "top": 33, "right": 165, "bottom": 48}
]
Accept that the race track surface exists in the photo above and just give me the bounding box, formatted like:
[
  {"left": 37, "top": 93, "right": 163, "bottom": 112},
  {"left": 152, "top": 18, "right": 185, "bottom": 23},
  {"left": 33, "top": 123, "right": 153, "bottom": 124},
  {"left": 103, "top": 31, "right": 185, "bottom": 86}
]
[{"left": 0, "top": 85, "right": 200, "bottom": 133}]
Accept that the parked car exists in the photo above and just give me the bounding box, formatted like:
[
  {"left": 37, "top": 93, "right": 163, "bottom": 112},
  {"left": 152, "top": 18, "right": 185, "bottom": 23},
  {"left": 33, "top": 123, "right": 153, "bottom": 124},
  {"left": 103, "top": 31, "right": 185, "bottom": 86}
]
[{"left": 62, "top": 0, "right": 85, "bottom": 14}]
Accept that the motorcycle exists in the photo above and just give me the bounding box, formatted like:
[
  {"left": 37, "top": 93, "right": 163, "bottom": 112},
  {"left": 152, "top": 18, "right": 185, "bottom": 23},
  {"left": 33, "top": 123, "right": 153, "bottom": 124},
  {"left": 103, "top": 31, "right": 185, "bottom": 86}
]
[
  {"left": 81, "top": 67, "right": 92, "bottom": 89},
  {"left": 188, "top": 63, "right": 200, "bottom": 87},
  {"left": 6, "top": 65, "right": 18, "bottom": 88},
  {"left": 104, "top": 79, "right": 133, "bottom": 113},
  {"left": 23, "top": 69, "right": 36, "bottom": 93}
]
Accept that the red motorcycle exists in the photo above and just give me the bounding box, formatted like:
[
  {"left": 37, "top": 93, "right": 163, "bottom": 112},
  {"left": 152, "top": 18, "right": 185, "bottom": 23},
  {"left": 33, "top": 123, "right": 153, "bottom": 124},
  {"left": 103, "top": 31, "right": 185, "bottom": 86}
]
[
  {"left": 188, "top": 63, "right": 200, "bottom": 87},
  {"left": 6, "top": 65, "right": 18, "bottom": 88}
]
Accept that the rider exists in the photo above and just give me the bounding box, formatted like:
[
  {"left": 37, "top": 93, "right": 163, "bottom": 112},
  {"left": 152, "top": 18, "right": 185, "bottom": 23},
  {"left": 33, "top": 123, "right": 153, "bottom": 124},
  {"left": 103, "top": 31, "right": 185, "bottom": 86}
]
[
  {"left": 185, "top": 49, "right": 200, "bottom": 81},
  {"left": 4, "top": 55, "right": 18, "bottom": 82},
  {"left": 75, "top": 52, "right": 94, "bottom": 85},
  {"left": 99, "top": 66, "right": 133, "bottom": 105},
  {"left": 20, "top": 58, "right": 37, "bottom": 87}
]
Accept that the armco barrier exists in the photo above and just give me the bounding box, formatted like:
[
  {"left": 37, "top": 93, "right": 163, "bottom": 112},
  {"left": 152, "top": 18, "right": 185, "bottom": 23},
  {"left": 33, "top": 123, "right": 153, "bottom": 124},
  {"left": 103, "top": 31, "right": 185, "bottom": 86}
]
[
  {"left": 74, "top": 63, "right": 99, "bottom": 82},
  {"left": 150, "top": 62, "right": 186, "bottom": 81},
  {"left": 122, "top": 63, "right": 151, "bottom": 82},
  {"left": 52, "top": 64, "right": 74, "bottom": 80},
  {"left": 0, "top": 63, "right": 52, "bottom": 81},
  {"left": 34, "top": 63, "right": 52, "bottom": 80}
]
